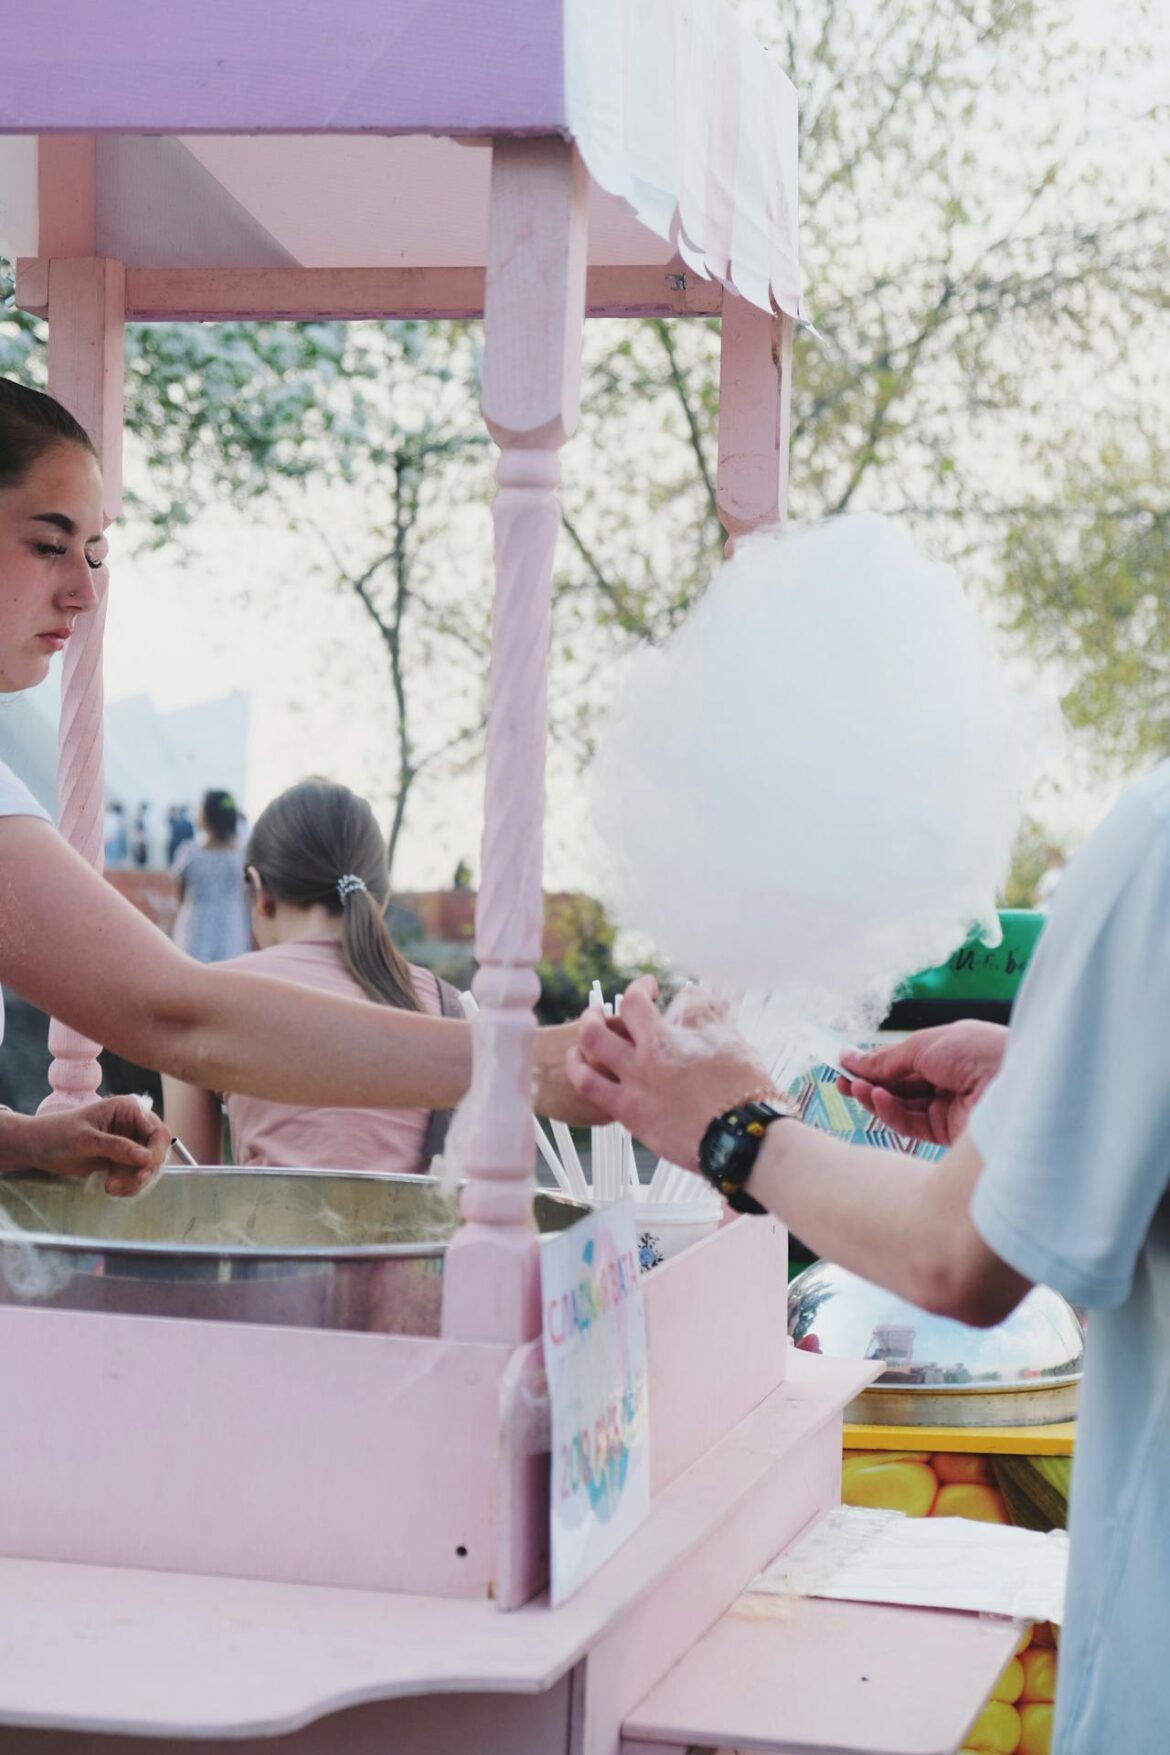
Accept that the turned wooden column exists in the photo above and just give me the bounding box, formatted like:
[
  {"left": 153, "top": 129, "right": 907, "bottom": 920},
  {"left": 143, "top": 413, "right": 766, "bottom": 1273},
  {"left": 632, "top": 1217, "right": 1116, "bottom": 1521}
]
[
  {"left": 39, "top": 238, "right": 125, "bottom": 1111},
  {"left": 441, "top": 138, "right": 588, "bottom": 1344},
  {"left": 715, "top": 295, "right": 794, "bottom": 549}
]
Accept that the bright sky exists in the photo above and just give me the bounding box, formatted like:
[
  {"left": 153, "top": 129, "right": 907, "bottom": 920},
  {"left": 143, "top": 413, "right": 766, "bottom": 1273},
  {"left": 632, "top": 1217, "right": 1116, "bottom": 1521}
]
[{"left": 102, "top": 478, "right": 584, "bottom": 892}]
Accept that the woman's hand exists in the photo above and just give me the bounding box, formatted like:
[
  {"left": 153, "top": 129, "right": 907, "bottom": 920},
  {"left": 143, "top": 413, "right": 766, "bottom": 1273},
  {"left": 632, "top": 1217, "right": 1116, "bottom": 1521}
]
[
  {"left": 2, "top": 1098, "right": 172, "bottom": 1197},
  {"left": 534, "top": 1020, "right": 614, "bottom": 1126},
  {"left": 838, "top": 1021, "right": 1009, "bottom": 1147},
  {"left": 566, "top": 976, "right": 773, "bottom": 1169}
]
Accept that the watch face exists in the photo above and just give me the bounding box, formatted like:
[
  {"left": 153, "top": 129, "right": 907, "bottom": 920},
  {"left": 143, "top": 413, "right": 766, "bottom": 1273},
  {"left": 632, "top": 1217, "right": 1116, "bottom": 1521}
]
[
  {"left": 700, "top": 1103, "right": 783, "bottom": 1193},
  {"left": 708, "top": 1130, "right": 739, "bottom": 1178}
]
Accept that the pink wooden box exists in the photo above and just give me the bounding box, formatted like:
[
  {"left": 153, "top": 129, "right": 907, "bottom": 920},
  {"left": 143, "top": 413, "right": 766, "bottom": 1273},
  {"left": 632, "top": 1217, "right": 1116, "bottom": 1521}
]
[{"left": 0, "top": 1215, "right": 787, "bottom": 1611}]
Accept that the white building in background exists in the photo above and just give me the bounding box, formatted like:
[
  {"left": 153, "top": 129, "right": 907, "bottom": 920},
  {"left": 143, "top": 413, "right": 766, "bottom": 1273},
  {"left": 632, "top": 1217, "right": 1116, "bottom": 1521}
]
[{"left": 0, "top": 679, "right": 250, "bottom": 867}]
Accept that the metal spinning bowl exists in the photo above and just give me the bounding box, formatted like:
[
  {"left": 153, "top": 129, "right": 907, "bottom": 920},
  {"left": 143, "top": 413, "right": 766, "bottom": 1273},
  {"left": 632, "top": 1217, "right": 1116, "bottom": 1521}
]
[
  {"left": 0, "top": 1169, "right": 588, "bottom": 1336},
  {"left": 788, "top": 1259, "right": 1084, "bottom": 1427}
]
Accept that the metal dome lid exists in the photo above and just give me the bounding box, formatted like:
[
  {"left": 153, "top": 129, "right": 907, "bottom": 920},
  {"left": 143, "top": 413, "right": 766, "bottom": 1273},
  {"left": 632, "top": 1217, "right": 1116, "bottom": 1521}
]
[{"left": 788, "top": 1259, "right": 1084, "bottom": 1427}]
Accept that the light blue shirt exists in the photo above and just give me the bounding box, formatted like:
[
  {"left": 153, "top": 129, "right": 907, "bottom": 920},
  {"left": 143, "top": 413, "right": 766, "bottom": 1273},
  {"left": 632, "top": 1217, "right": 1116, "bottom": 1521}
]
[{"left": 970, "top": 761, "right": 1170, "bottom": 1755}]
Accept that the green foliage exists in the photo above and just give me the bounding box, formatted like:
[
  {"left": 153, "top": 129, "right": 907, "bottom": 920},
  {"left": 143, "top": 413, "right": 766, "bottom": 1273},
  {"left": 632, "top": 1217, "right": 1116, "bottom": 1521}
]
[
  {"left": 127, "top": 316, "right": 495, "bottom": 873},
  {"left": 560, "top": 0, "right": 1169, "bottom": 776},
  {"left": 0, "top": 282, "right": 40, "bottom": 382},
  {"left": 1001, "top": 816, "right": 1067, "bottom": 908},
  {"left": 536, "top": 894, "right": 660, "bottom": 1025},
  {"left": 121, "top": 318, "right": 488, "bottom": 533},
  {"left": 1001, "top": 441, "right": 1170, "bottom": 759}
]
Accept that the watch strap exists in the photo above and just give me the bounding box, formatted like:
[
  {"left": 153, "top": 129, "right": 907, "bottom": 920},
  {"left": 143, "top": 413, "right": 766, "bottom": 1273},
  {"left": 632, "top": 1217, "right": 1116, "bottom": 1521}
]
[{"left": 697, "top": 1099, "right": 787, "bottom": 1214}]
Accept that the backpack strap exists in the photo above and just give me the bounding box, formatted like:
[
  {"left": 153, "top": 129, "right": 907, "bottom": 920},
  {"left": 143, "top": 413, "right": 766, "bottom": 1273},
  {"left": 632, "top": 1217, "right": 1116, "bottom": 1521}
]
[{"left": 419, "top": 977, "right": 466, "bottom": 1167}]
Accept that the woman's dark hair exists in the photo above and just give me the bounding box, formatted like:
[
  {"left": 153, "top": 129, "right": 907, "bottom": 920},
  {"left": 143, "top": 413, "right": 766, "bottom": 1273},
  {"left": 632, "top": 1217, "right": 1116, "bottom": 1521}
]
[
  {"left": 0, "top": 379, "right": 97, "bottom": 491},
  {"left": 202, "top": 789, "right": 240, "bottom": 844},
  {"left": 246, "top": 778, "right": 420, "bottom": 1013}
]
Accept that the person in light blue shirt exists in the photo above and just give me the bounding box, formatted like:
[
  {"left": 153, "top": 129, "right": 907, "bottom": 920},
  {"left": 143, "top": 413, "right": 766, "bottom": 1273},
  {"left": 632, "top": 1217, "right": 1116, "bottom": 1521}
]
[
  {"left": 963, "top": 766, "right": 1170, "bottom": 1755},
  {"left": 570, "top": 762, "right": 1170, "bottom": 1755}
]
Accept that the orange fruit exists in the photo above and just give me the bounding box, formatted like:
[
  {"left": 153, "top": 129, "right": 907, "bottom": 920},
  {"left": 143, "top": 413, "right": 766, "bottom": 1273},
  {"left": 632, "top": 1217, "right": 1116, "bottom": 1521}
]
[
  {"left": 841, "top": 1457, "right": 938, "bottom": 1517},
  {"left": 965, "top": 1698, "right": 1022, "bottom": 1752},
  {"left": 1020, "top": 1647, "right": 1057, "bottom": 1704},
  {"left": 992, "top": 1657, "right": 1025, "bottom": 1704},
  {"left": 933, "top": 1452, "right": 994, "bottom": 1485},
  {"left": 1014, "top": 1627, "right": 1034, "bottom": 1657},
  {"left": 844, "top": 1450, "right": 931, "bottom": 1463},
  {"left": 933, "top": 1482, "right": 1011, "bottom": 1524},
  {"left": 1018, "top": 1702, "right": 1054, "bottom": 1755}
]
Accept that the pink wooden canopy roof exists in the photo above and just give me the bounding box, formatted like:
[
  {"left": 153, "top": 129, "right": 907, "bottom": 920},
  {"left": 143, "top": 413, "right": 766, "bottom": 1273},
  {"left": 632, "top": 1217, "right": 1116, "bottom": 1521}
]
[{"left": 0, "top": 0, "right": 800, "bottom": 317}]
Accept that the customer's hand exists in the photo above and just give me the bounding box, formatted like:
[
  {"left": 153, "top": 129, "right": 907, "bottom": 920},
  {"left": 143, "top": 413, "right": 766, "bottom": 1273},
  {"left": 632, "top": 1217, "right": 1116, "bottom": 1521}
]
[
  {"left": 7, "top": 1098, "right": 171, "bottom": 1197},
  {"left": 567, "top": 976, "right": 773, "bottom": 1171},
  {"left": 839, "top": 1021, "right": 1009, "bottom": 1147}
]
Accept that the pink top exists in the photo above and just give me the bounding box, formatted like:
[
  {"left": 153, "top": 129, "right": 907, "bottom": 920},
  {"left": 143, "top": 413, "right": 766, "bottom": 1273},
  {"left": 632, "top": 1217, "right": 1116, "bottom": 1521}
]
[{"left": 221, "top": 938, "right": 443, "bottom": 1174}]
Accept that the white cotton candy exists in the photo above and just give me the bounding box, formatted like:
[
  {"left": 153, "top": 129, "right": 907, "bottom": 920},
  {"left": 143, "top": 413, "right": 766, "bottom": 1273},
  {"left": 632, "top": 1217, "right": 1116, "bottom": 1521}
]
[{"left": 591, "top": 513, "right": 1055, "bottom": 1033}]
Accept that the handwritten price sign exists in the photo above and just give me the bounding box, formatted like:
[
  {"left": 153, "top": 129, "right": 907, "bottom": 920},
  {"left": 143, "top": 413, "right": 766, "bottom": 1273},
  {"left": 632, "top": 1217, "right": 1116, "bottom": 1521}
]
[{"left": 542, "top": 1199, "right": 650, "bottom": 1606}]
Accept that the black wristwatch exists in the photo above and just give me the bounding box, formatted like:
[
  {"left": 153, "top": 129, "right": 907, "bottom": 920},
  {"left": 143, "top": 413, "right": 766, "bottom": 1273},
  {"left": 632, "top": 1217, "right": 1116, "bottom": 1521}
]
[{"left": 697, "top": 1100, "right": 787, "bottom": 1214}]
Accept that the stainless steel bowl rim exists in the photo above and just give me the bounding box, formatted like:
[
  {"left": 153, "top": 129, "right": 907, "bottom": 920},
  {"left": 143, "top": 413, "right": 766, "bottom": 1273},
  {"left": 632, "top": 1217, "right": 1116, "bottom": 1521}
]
[
  {"left": 1, "top": 1237, "right": 449, "bottom": 1261},
  {"left": 0, "top": 1167, "right": 586, "bottom": 1261},
  {"left": 861, "top": 1374, "right": 1083, "bottom": 1394}
]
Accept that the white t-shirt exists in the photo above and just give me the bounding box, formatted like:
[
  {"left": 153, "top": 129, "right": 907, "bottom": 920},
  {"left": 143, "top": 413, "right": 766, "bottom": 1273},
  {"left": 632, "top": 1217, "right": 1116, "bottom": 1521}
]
[
  {"left": 0, "top": 758, "right": 49, "bottom": 827},
  {"left": 970, "top": 760, "right": 1170, "bottom": 1755},
  {"left": 0, "top": 759, "right": 51, "bottom": 1044}
]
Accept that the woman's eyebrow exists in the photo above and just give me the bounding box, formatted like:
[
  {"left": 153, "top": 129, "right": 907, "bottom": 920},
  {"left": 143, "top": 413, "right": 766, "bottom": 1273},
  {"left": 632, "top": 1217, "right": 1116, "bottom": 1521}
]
[{"left": 31, "top": 512, "right": 77, "bottom": 536}]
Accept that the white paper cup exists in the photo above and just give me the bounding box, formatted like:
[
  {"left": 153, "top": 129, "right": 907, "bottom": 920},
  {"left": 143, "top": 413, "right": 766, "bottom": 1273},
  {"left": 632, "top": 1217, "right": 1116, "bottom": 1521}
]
[{"left": 634, "top": 1194, "right": 722, "bottom": 1271}]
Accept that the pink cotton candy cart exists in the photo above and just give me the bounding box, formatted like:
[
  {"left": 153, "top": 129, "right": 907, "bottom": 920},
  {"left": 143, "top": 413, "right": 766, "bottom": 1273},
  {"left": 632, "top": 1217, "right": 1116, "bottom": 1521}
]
[{"left": 0, "top": 4, "right": 1017, "bottom": 1748}]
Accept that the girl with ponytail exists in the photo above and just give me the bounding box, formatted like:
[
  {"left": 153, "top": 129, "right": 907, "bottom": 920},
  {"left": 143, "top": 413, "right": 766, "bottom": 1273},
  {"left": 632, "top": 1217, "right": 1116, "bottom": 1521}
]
[{"left": 162, "top": 779, "right": 463, "bottom": 1172}]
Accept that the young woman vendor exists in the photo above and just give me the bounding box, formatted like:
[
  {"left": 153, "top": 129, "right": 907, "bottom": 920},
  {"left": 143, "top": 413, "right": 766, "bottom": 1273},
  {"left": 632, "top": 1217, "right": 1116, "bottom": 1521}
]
[{"left": 0, "top": 378, "right": 593, "bottom": 1193}]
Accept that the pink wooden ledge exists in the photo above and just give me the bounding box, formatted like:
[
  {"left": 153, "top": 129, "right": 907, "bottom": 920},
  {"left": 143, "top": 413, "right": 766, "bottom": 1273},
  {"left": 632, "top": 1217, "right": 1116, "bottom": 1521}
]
[{"left": 622, "top": 1596, "right": 1021, "bottom": 1755}]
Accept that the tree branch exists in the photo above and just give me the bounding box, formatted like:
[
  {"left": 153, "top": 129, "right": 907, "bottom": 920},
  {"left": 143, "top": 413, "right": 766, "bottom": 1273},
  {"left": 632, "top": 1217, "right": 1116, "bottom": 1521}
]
[
  {"left": 560, "top": 511, "right": 653, "bottom": 637},
  {"left": 414, "top": 711, "right": 489, "bottom": 776},
  {"left": 649, "top": 319, "right": 720, "bottom": 532},
  {"left": 826, "top": 278, "right": 955, "bottom": 514}
]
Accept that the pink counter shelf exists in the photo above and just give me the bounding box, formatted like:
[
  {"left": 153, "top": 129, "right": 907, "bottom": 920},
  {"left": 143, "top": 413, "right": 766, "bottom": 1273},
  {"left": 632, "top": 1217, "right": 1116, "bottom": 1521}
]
[
  {"left": 0, "top": 1355, "right": 1016, "bottom": 1754},
  {"left": 0, "top": 2, "right": 1014, "bottom": 1748}
]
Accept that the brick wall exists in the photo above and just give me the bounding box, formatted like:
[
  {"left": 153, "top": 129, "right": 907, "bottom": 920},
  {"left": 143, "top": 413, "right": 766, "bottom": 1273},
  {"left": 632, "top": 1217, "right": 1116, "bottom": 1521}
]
[{"left": 107, "top": 873, "right": 588, "bottom": 962}]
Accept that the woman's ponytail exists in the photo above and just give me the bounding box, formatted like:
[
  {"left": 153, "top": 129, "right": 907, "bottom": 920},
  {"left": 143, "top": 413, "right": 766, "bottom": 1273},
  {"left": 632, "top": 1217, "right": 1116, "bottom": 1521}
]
[
  {"left": 246, "top": 779, "right": 422, "bottom": 1014},
  {"left": 338, "top": 882, "right": 421, "bottom": 1013}
]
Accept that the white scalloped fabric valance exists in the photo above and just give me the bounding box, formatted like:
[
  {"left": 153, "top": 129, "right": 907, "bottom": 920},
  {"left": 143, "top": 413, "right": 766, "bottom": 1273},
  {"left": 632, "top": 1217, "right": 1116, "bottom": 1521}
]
[{"left": 565, "top": 0, "right": 800, "bottom": 318}]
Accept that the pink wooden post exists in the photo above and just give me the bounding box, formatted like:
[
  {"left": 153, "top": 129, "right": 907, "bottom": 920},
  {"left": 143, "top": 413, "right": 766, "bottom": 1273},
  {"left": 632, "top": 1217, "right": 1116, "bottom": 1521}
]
[
  {"left": 37, "top": 144, "right": 126, "bottom": 1111},
  {"left": 441, "top": 138, "right": 588, "bottom": 1344},
  {"left": 715, "top": 297, "right": 794, "bottom": 547}
]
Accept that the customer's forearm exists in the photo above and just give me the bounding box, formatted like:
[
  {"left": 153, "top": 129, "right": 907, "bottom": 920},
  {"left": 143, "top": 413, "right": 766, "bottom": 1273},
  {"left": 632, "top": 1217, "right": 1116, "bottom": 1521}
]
[{"left": 748, "top": 1123, "right": 1013, "bottom": 1319}]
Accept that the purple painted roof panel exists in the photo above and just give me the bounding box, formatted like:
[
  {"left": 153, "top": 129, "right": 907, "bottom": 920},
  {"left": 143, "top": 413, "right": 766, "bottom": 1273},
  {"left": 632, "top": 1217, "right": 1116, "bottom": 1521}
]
[{"left": 0, "top": 0, "right": 567, "bottom": 134}]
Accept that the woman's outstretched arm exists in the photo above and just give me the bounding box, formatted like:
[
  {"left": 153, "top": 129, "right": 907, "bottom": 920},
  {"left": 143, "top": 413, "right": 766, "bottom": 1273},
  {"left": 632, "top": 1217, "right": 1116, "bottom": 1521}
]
[{"left": 0, "top": 818, "right": 592, "bottom": 1122}]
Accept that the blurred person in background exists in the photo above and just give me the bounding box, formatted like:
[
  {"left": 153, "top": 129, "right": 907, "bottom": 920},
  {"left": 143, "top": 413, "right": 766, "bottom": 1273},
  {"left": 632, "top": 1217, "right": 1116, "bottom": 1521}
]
[
  {"left": 166, "top": 802, "right": 195, "bottom": 867},
  {"left": 172, "top": 788, "right": 250, "bottom": 963}
]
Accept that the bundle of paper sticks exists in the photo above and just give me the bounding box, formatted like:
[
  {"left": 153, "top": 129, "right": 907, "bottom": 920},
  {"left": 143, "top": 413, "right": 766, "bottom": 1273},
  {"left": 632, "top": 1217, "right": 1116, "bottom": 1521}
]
[{"left": 458, "top": 985, "right": 707, "bottom": 1205}]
